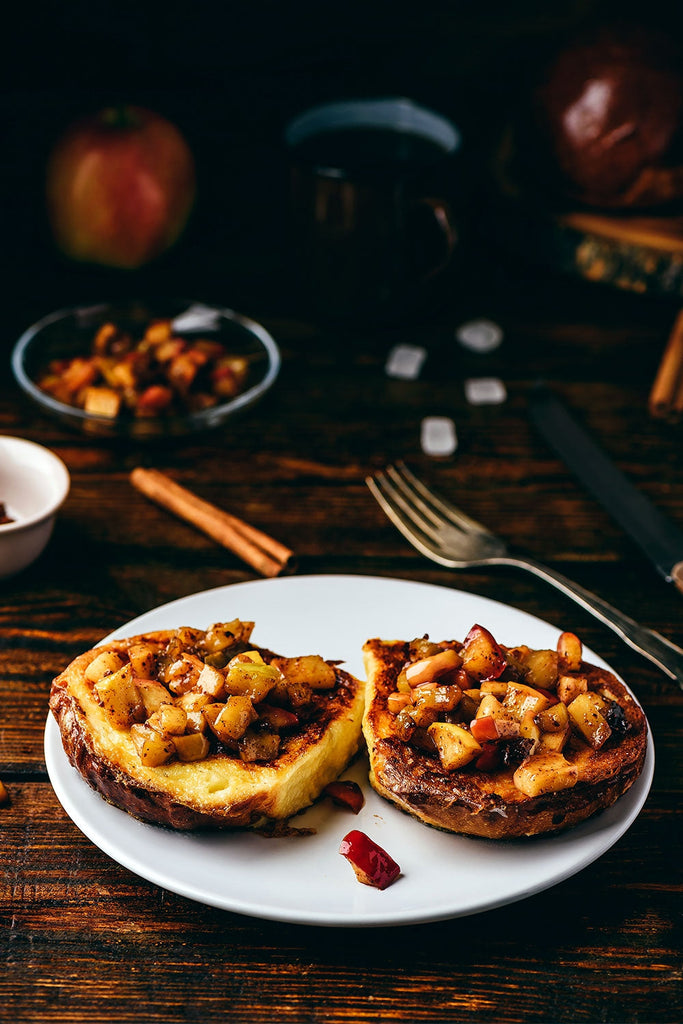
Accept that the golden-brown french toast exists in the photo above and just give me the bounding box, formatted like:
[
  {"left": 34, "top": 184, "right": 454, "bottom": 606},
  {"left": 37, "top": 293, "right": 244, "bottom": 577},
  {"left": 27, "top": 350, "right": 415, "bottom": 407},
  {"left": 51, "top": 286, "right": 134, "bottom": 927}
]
[
  {"left": 49, "top": 619, "right": 364, "bottom": 830},
  {"left": 362, "top": 625, "right": 648, "bottom": 839}
]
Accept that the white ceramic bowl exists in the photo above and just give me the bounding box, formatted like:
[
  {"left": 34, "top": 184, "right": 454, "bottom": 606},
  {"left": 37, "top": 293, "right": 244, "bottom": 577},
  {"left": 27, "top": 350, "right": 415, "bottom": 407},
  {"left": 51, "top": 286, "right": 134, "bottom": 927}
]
[{"left": 0, "top": 436, "right": 70, "bottom": 578}]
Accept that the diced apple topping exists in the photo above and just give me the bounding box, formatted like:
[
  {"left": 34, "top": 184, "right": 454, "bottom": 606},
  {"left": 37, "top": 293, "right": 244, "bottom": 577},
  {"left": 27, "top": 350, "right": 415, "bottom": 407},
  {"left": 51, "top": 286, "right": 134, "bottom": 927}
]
[
  {"left": 518, "top": 648, "right": 559, "bottom": 690},
  {"left": 567, "top": 691, "right": 612, "bottom": 749},
  {"left": 468, "top": 715, "right": 500, "bottom": 744},
  {"left": 513, "top": 752, "right": 579, "bottom": 796},
  {"left": 174, "top": 732, "right": 211, "bottom": 762},
  {"left": 387, "top": 692, "right": 411, "bottom": 714},
  {"left": 165, "top": 653, "right": 204, "bottom": 695},
  {"left": 502, "top": 681, "right": 552, "bottom": 720},
  {"left": 93, "top": 664, "right": 144, "bottom": 728},
  {"left": 460, "top": 624, "right": 506, "bottom": 680},
  {"left": 537, "top": 701, "right": 570, "bottom": 733},
  {"left": 519, "top": 710, "right": 541, "bottom": 751},
  {"left": 428, "top": 722, "right": 482, "bottom": 769},
  {"left": 85, "top": 649, "right": 126, "bottom": 683},
  {"left": 84, "top": 620, "right": 340, "bottom": 768},
  {"left": 557, "top": 673, "right": 589, "bottom": 705},
  {"left": 195, "top": 662, "right": 226, "bottom": 697},
  {"left": 205, "top": 696, "right": 257, "bottom": 744},
  {"left": 479, "top": 679, "right": 508, "bottom": 698},
  {"left": 127, "top": 642, "right": 158, "bottom": 678},
  {"left": 271, "top": 654, "right": 337, "bottom": 690},
  {"left": 557, "top": 631, "right": 583, "bottom": 672},
  {"left": 130, "top": 723, "right": 175, "bottom": 767},
  {"left": 404, "top": 648, "right": 462, "bottom": 686},
  {"left": 475, "top": 693, "right": 505, "bottom": 720},
  {"left": 146, "top": 703, "right": 187, "bottom": 736},
  {"left": 385, "top": 623, "right": 630, "bottom": 794}
]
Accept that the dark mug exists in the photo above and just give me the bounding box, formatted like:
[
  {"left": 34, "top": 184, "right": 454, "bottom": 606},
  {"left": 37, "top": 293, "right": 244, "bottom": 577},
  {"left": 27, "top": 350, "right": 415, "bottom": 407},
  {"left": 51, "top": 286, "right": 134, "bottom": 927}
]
[{"left": 285, "top": 97, "right": 463, "bottom": 322}]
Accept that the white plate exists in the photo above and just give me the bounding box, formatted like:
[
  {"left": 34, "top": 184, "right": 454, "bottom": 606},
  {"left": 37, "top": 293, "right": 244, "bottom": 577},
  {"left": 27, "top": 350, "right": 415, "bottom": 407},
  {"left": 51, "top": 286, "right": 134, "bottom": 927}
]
[{"left": 45, "top": 574, "right": 654, "bottom": 928}]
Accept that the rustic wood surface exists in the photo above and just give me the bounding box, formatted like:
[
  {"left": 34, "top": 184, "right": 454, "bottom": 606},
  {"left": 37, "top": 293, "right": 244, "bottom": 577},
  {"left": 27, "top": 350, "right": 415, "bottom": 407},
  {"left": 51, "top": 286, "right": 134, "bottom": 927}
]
[{"left": 1, "top": 260, "right": 682, "bottom": 1024}]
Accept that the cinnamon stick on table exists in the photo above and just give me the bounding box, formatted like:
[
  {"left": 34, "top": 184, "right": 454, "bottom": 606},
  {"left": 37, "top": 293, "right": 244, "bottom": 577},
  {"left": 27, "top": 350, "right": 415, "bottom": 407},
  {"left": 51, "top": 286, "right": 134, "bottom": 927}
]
[
  {"left": 649, "top": 309, "right": 683, "bottom": 419},
  {"left": 130, "top": 468, "right": 295, "bottom": 578}
]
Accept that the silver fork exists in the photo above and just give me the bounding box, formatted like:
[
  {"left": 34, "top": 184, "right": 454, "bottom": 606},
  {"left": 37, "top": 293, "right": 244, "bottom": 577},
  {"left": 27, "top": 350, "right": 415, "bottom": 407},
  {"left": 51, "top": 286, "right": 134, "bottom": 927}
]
[{"left": 367, "top": 461, "right": 683, "bottom": 689}]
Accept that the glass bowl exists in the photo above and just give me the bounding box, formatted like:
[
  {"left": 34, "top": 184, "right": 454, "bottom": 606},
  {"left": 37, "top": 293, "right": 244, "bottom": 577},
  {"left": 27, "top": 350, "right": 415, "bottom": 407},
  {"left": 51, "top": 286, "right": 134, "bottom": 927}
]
[{"left": 11, "top": 299, "right": 281, "bottom": 439}]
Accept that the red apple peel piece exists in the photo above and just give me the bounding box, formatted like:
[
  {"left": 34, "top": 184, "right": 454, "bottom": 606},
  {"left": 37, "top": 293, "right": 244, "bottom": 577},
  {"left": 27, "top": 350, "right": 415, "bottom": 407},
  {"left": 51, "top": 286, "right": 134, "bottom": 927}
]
[
  {"left": 469, "top": 716, "right": 500, "bottom": 743},
  {"left": 339, "top": 830, "right": 401, "bottom": 890},
  {"left": 323, "top": 780, "right": 364, "bottom": 814}
]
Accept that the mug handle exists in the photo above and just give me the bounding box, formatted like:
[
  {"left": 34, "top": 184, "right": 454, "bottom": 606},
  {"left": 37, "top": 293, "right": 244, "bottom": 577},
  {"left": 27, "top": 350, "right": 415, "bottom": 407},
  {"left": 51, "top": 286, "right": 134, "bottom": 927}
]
[{"left": 411, "top": 197, "right": 458, "bottom": 281}]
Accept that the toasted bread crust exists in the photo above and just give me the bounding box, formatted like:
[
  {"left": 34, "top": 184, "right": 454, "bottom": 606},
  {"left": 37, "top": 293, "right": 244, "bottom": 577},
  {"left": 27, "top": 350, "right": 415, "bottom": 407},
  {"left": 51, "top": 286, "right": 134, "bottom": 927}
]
[
  {"left": 50, "top": 630, "right": 364, "bottom": 830},
  {"left": 362, "top": 638, "right": 648, "bottom": 839}
]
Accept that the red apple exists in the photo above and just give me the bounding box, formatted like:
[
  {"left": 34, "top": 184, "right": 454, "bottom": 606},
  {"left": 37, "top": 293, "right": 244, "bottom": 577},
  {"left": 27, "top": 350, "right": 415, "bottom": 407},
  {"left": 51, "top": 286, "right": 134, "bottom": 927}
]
[
  {"left": 46, "top": 105, "right": 196, "bottom": 268},
  {"left": 535, "top": 25, "right": 683, "bottom": 207},
  {"left": 339, "top": 830, "right": 401, "bottom": 890}
]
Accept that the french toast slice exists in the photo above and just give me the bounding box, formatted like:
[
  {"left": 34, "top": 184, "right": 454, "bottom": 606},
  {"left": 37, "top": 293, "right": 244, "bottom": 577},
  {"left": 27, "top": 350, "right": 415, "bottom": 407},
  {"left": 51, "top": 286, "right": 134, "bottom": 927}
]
[
  {"left": 362, "top": 625, "right": 648, "bottom": 839},
  {"left": 49, "top": 619, "right": 364, "bottom": 830}
]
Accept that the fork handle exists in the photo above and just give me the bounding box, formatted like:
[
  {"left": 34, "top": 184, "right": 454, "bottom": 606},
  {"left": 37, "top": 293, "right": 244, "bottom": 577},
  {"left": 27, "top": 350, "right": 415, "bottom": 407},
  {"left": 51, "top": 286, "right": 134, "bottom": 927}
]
[{"left": 504, "top": 554, "right": 683, "bottom": 689}]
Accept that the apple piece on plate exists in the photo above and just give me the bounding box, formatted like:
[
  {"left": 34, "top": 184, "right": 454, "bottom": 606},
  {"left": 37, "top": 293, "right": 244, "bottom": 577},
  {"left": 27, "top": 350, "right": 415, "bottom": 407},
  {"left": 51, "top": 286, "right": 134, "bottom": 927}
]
[
  {"left": 339, "top": 830, "right": 401, "bottom": 890},
  {"left": 323, "top": 780, "right": 364, "bottom": 813}
]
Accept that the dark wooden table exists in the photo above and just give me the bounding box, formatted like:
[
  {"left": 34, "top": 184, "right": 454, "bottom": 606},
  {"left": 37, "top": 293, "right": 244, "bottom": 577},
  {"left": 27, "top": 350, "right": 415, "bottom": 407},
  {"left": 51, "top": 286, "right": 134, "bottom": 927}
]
[{"left": 2, "top": 261, "right": 682, "bottom": 1024}]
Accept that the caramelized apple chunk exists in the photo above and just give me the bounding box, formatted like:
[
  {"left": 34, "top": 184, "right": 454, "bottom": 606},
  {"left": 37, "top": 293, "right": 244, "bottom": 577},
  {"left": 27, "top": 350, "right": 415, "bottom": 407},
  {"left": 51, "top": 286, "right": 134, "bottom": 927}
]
[
  {"left": 567, "top": 691, "right": 612, "bottom": 749},
  {"left": 204, "top": 697, "right": 257, "bottom": 744},
  {"left": 513, "top": 752, "right": 579, "bottom": 796},
  {"left": 428, "top": 722, "right": 482, "bottom": 769},
  {"left": 93, "top": 664, "right": 144, "bottom": 728},
  {"left": 557, "top": 631, "right": 583, "bottom": 672},
  {"left": 127, "top": 642, "right": 158, "bottom": 678},
  {"left": 130, "top": 723, "right": 175, "bottom": 767},
  {"left": 146, "top": 704, "right": 187, "bottom": 737},
  {"left": 271, "top": 654, "right": 337, "bottom": 690},
  {"left": 84, "top": 650, "right": 126, "bottom": 683},
  {"left": 460, "top": 624, "right": 505, "bottom": 680},
  {"left": 173, "top": 732, "right": 211, "bottom": 762}
]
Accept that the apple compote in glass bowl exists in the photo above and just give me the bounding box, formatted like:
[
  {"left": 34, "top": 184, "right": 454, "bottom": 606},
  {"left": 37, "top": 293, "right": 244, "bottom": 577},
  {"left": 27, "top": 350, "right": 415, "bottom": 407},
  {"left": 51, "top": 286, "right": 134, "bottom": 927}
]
[{"left": 11, "top": 299, "right": 281, "bottom": 439}]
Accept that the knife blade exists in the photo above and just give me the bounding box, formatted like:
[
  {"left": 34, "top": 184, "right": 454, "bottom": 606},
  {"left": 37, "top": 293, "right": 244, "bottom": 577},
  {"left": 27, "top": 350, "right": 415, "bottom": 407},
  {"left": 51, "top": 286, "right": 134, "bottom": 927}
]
[{"left": 529, "top": 385, "right": 683, "bottom": 594}]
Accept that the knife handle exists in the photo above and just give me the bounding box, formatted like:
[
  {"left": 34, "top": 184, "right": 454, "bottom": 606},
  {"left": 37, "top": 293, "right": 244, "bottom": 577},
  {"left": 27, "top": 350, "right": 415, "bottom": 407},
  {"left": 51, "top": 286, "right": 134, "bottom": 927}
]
[{"left": 505, "top": 554, "right": 683, "bottom": 690}]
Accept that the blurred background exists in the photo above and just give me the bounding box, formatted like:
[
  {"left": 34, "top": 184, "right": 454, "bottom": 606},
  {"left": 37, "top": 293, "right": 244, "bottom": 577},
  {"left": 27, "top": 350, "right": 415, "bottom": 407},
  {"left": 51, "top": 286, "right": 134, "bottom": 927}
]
[{"left": 4, "top": 0, "right": 683, "bottom": 336}]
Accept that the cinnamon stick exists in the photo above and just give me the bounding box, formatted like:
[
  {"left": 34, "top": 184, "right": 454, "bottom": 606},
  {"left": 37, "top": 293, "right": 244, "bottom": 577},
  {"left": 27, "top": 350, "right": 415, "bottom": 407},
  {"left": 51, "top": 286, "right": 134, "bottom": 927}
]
[
  {"left": 130, "top": 468, "right": 295, "bottom": 578},
  {"left": 649, "top": 309, "right": 683, "bottom": 419}
]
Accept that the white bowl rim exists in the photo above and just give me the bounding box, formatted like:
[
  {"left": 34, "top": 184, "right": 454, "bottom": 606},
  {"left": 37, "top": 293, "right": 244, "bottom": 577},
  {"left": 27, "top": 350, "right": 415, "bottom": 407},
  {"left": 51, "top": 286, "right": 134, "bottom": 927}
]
[
  {"left": 0, "top": 435, "right": 70, "bottom": 533},
  {"left": 10, "top": 300, "right": 281, "bottom": 433}
]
